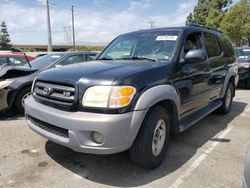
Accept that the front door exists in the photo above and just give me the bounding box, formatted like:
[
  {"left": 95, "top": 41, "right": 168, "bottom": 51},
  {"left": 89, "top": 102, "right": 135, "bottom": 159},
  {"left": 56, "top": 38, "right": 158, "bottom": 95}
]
[{"left": 174, "top": 32, "right": 211, "bottom": 114}]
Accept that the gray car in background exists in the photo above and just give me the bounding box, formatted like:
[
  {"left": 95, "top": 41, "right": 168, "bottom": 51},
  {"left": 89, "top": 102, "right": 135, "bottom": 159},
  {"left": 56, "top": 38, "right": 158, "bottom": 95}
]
[
  {"left": 243, "top": 147, "right": 250, "bottom": 188},
  {"left": 0, "top": 51, "right": 97, "bottom": 113}
]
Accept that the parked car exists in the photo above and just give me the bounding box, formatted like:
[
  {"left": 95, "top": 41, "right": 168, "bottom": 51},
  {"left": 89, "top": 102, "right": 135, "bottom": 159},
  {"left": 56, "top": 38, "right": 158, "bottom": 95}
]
[
  {"left": 243, "top": 147, "right": 250, "bottom": 188},
  {"left": 25, "top": 25, "right": 238, "bottom": 169},
  {"left": 0, "top": 51, "right": 97, "bottom": 113},
  {"left": 0, "top": 53, "right": 35, "bottom": 68},
  {"left": 235, "top": 47, "right": 250, "bottom": 88}
]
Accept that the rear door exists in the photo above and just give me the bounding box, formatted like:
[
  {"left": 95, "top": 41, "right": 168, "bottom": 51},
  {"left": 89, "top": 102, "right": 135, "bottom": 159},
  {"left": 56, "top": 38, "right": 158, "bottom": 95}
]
[{"left": 203, "top": 32, "right": 226, "bottom": 99}]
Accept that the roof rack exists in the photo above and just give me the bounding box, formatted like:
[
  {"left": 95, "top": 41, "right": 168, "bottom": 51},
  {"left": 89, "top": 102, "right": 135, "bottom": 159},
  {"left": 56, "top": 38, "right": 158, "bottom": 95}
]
[{"left": 187, "top": 23, "right": 222, "bottom": 33}]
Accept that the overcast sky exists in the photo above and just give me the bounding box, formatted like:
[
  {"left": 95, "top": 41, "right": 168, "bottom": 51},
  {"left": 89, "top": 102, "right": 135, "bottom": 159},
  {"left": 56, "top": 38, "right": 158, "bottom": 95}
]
[{"left": 0, "top": 0, "right": 239, "bottom": 45}]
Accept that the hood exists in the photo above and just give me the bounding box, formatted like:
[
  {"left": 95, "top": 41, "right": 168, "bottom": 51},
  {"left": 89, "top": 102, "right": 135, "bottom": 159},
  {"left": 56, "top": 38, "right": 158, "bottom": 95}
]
[
  {"left": 0, "top": 66, "right": 37, "bottom": 80},
  {"left": 37, "top": 60, "right": 165, "bottom": 85},
  {"left": 238, "top": 58, "right": 250, "bottom": 64}
]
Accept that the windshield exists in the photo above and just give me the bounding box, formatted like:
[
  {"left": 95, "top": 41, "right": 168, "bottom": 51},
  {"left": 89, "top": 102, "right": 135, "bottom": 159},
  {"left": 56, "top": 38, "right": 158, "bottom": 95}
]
[
  {"left": 24, "top": 54, "right": 64, "bottom": 69},
  {"left": 99, "top": 30, "right": 179, "bottom": 62},
  {"left": 235, "top": 48, "right": 250, "bottom": 59}
]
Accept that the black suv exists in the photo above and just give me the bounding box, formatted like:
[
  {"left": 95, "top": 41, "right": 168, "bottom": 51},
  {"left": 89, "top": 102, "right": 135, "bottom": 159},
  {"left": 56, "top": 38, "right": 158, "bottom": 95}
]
[
  {"left": 235, "top": 47, "right": 250, "bottom": 88},
  {"left": 25, "top": 25, "right": 238, "bottom": 169}
]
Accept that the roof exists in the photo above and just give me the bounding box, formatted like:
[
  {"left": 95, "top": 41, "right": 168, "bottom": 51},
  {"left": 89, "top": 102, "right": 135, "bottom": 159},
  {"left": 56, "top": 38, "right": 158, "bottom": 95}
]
[
  {"left": 0, "top": 53, "right": 35, "bottom": 58},
  {"left": 122, "top": 25, "right": 223, "bottom": 36},
  {"left": 45, "top": 51, "right": 98, "bottom": 56}
]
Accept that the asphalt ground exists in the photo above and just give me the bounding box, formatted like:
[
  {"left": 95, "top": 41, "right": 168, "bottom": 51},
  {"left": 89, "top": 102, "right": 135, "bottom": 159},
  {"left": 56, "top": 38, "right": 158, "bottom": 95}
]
[{"left": 0, "top": 89, "right": 250, "bottom": 188}]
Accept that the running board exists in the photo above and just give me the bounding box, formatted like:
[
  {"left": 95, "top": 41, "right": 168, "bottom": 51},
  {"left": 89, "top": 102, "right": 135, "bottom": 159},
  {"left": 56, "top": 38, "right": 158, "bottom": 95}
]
[{"left": 179, "top": 100, "right": 222, "bottom": 132}]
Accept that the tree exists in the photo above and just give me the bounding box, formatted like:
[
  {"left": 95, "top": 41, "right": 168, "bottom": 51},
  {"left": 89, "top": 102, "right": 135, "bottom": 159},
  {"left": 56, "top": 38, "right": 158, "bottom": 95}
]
[
  {"left": 0, "top": 21, "right": 12, "bottom": 50},
  {"left": 186, "top": 0, "right": 209, "bottom": 25},
  {"left": 186, "top": 0, "right": 232, "bottom": 29},
  {"left": 220, "top": 0, "right": 250, "bottom": 46}
]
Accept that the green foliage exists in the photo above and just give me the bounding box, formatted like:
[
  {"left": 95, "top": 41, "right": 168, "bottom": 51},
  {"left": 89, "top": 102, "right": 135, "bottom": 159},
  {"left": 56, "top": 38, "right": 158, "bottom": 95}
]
[
  {"left": 220, "top": 0, "right": 250, "bottom": 46},
  {"left": 74, "top": 45, "right": 105, "bottom": 52},
  {"left": 0, "top": 21, "right": 12, "bottom": 50},
  {"left": 186, "top": 0, "right": 232, "bottom": 29},
  {"left": 186, "top": 0, "right": 209, "bottom": 25}
]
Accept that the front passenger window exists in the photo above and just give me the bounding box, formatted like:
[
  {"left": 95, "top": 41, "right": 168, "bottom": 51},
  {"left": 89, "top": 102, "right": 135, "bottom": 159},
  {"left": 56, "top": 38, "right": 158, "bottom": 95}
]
[{"left": 183, "top": 32, "right": 202, "bottom": 54}]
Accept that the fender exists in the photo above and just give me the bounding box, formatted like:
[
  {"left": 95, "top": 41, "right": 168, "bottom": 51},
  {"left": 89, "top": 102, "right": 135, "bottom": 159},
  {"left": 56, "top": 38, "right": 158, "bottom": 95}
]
[
  {"left": 125, "top": 85, "right": 181, "bottom": 145},
  {"left": 220, "top": 64, "right": 239, "bottom": 98},
  {"left": 134, "top": 85, "right": 181, "bottom": 116}
]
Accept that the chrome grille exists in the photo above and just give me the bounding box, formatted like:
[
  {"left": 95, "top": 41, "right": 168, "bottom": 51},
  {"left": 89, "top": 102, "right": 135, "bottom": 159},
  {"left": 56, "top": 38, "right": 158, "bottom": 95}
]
[{"left": 33, "top": 81, "right": 75, "bottom": 107}]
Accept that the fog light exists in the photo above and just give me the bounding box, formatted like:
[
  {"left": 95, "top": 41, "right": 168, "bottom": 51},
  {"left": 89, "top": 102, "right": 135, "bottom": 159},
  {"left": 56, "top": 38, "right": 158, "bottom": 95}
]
[{"left": 92, "top": 132, "right": 104, "bottom": 144}]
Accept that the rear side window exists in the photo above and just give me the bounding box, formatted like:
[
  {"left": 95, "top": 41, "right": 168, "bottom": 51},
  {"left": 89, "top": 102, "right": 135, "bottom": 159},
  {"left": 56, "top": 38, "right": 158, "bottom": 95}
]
[
  {"left": 204, "top": 33, "right": 222, "bottom": 58},
  {"left": 85, "top": 54, "right": 97, "bottom": 61},
  {"left": 219, "top": 34, "right": 235, "bottom": 57},
  {"left": 59, "top": 55, "right": 84, "bottom": 66}
]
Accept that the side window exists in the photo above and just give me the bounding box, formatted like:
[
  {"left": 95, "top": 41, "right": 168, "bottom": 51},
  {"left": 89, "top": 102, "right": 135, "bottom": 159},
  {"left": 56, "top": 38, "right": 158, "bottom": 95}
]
[
  {"left": 9, "top": 57, "right": 27, "bottom": 65},
  {"left": 219, "top": 34, "right": 235, "bottom": 57},
  {"left": 204, "top": 33, "right": 222, "bottom": 58},
  {"left": 58, "top": 55, "right": 83, "bottom": 66},
  {"left": 183, "top": 32, "right": 202, "bottom": 55},
  {"left": 0, "top": 57, "right": 7, "bottom": 66},
  {"left": 85, "top": 54, "right": 97, "bottom": 61}
]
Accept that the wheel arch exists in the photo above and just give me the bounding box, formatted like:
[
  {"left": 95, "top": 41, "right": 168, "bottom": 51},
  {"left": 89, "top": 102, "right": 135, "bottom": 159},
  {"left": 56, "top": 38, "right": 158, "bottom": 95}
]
[
  {"left": 128, "top": 85, "right": 181, "bottom": 143},
  {"left": 221, "top": 66, "right": 238, "bottom": 98},
  {"left": 8, "top": 83, "right": 32, "bottom": 108}
]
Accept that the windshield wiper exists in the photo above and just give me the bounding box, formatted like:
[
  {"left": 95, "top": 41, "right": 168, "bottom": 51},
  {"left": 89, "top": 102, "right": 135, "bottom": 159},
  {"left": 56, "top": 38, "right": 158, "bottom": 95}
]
[
  {"left": 98, "top": 57, "right": 115, "bottom": 60},
  {"left": 120, "top": 56, "right": 158, "bottom": 62}
]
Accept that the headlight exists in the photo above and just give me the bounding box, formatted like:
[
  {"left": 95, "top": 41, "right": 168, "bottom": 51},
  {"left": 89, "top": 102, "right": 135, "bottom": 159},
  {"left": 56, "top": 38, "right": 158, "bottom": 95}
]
[
  {"left": 82, "top": 86, "right": 136, "bottom": 108},
  {"left": 0, "top": 80, "right": 13, "bottom": 89}
]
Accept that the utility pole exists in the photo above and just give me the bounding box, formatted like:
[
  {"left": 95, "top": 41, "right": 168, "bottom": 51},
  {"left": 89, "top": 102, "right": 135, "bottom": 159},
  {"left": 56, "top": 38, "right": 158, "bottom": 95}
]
[
  {"left": 149, "top": 21, "right": 155, "bottom": 29},
  {"left": 46, "top": 0, "right": 52, "bottom": 52},
  {"left": 71, "top": 5, "right": 76, "bottom": 51}
]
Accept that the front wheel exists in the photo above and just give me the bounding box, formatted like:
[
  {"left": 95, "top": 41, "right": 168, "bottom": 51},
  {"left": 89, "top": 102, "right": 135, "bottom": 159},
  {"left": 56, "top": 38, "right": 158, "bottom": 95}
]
[
  {"left": 14, "top": 87, "right": 31, "bottom": 114},
  {"left": 216, "top": 82, "right": 234, "bottom": 114},
  {"left": 129, "top": 105, "right": 170, "bottom": 169}
]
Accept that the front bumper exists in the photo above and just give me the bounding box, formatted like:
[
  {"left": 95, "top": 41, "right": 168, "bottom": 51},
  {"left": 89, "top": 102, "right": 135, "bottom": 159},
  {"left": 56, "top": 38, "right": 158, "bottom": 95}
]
[
  {"left": 238, "top": 68, "right": 250, "bottom": 81},
  {"left": 25, "top": 96, "right": 147, "bottom": 154}
]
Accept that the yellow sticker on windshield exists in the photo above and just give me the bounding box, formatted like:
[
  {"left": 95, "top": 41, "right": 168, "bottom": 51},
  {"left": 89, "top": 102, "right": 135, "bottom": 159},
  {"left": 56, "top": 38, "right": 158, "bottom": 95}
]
[{"left": 156, "top": 35, "right": 178, "bottom": 41}]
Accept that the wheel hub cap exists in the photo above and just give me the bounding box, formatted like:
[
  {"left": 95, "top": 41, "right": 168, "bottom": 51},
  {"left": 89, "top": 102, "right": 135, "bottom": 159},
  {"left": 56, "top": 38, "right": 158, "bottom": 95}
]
[{"left": 152, "top": 119, "right": 166, "bottom": 157}]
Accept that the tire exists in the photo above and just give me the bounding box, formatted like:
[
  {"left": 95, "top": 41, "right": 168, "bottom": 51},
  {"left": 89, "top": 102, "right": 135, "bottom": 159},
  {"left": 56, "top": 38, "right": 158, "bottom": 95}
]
[
  {"left": 216, "top": 82, "right": 234, "bottom": 114},
  {"left": 129, "top": 105, "right": 170, "bottom": 169},
  {"left": 245, "top": 78, "right": 250, "bottom": 89},
  {"left": 14, "top": 87, "right": 31, "bottom": 114}
]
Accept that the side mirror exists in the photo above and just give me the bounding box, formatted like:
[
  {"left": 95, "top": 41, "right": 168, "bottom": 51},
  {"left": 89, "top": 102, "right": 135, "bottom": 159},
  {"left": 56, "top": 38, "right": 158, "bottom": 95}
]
[{"left": 184, "top": 49, "right": 206, "bottom": 64}]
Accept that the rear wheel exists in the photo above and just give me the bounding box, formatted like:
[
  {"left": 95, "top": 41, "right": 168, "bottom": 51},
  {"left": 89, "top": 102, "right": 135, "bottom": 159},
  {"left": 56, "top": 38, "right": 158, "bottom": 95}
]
[
  {"left": 14, "top": 87, "right": 31, "bottom": 114},
  {"left": 129, "top": 105, "right": 170, "bottom": 169},
  {"left": 216, "top": 82, "right": 234, "bottom": 114}
]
